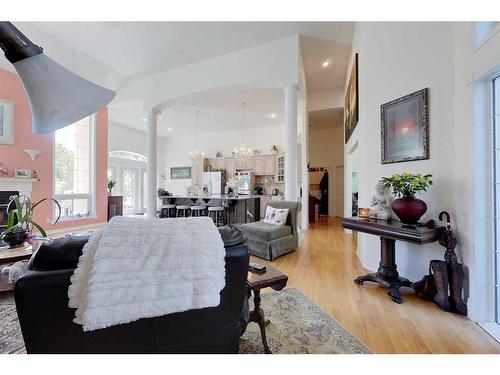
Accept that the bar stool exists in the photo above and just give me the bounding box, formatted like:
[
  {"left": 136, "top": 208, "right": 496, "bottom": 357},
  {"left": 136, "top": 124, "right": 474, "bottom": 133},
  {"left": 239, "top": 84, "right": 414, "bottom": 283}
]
[
  {"left": 190, "top": 205, "right": 206, "bottom": 217},
  {"left": 208, "top": 206, "right": 225, "bottom": 227},
  {"left": 176, "top": 205, "right": 191, "bottom": 217},
  {"left": 160, "top": 204, "right": 177, "bottom": 218}
]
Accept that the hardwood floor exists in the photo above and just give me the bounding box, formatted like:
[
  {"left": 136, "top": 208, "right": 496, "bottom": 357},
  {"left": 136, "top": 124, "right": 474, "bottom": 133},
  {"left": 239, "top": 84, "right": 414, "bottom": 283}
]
[{"left": 251, "top": 216, "right": 500, "bottom": 354}]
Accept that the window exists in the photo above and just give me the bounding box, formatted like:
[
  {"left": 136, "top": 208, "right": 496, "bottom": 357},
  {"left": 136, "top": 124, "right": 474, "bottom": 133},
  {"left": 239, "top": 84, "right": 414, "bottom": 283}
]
[
  {"left": 54, "top": 115, "right": 96, "bottom": 219},
  {"left": 493, "top": 76, "right": 500, "bottom": 323},
  {"left": 108, "top": 151, "right": 148, "bottom": 214},
  {"left": 108, "top": 151, "right": 147, "bottom": 162}
]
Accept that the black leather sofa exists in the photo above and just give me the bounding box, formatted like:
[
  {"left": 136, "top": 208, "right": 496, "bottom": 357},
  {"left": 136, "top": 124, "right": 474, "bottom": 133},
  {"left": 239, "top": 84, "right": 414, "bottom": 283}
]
[{"left": 14, "top": 226, "right": 250, "bottom": 354}]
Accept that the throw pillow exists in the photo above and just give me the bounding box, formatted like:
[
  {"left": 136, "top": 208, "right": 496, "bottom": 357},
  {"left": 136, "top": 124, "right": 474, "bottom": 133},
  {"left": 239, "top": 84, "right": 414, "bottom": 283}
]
[{"left": 263, "top": 206, "right": 289, "bottom": 226}]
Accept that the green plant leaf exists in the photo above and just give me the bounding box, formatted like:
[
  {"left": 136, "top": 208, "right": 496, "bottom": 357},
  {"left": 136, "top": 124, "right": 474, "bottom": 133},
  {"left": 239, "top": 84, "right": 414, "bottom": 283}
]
[{"left": 31, "top": 221, "right": 47, "bottom": 237}]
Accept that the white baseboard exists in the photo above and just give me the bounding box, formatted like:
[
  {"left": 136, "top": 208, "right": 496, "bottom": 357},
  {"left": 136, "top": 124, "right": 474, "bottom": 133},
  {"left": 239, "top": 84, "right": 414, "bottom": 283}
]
[
  {"left": 479, "top": 322, "right": 500, "bottom": 343},
  {"left": 355, "top": 248, "right": 378, "bottom": 272}
]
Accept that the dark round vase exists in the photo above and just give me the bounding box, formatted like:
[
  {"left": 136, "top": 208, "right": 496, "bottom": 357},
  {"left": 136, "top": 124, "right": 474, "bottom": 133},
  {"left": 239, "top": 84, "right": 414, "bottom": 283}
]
[
  {"left": 1, "top": 230, "right": 29, "bottom": 248},
  {"left": 392, "top": 196, "right": 427, "bottom": 226}
]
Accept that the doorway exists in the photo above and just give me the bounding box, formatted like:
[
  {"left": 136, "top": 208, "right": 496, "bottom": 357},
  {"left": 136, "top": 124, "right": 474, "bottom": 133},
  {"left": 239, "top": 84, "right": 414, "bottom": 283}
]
[{"left": 307, "top": 108, "right": 345, "bottom": 217}]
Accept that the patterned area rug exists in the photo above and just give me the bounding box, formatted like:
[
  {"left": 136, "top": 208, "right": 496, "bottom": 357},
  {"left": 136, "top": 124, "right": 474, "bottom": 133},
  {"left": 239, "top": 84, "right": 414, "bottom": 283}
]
[
  {"left": 240, "top": 288, "right": 370, "bottom": 354},
  {"left": 0, "top": 288, "right": 370, "bottom": 354},
  {"left": 0, "top": 293, "right": 24, "bottom": 354}
]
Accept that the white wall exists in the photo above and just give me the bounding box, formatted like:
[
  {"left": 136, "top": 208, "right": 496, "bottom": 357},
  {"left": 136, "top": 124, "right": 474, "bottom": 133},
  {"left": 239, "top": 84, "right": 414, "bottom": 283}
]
[
  {"left": 307, "top": 87, "right": 344, "bottom": 111},
  {"left": 344, "top": 21, "right": 456, "bottom": 294},
  {"left": 162, "top": 125, "right": 283, "bottom": 195},
  {"left": 108, "top": 121, "right": 167, "bottom": 186},
  {"left": 116, "top": 36, "right": 301, "bottom": 111},
  {"left": 309, "top": 110, "right": 344, "bottom": 216},
  {"left": 345, "top": 21, "right": 500, "bottom": 322}
]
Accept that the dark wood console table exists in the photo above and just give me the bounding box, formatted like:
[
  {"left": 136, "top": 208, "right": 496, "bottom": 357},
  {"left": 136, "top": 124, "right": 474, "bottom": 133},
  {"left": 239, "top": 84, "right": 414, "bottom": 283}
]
[{"left": 342, "top": 217, "right": 445, "bottom": 304}]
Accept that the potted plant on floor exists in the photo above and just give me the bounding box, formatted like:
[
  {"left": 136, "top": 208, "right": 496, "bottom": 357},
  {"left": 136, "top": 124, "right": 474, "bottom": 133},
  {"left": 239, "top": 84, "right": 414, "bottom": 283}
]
[
  {"left": 1, "top": 195, "right": 61, "bottom": 248},
  {"left": 380, "top": 173, "right": 433, "bottom": 226}
]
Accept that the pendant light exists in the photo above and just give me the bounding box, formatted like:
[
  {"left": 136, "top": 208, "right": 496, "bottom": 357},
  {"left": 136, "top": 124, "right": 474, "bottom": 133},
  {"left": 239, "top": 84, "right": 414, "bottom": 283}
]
[
  {"left": 232, "top": 102, "right": 254, "bottom": 160},
  {"left": 0, "top": 22, "right": 115, "bottom": 134},
  {"left": 189, "top": 110, "right": 206, "bottom": 161}
]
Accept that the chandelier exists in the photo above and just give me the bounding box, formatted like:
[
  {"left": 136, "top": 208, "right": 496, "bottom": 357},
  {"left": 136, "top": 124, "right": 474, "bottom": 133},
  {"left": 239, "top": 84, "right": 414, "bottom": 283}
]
[
  {"left": 232, "top": 102, "right": 254, "bottom": 161},
  {"left": 189, "top": 110, "right": 206, "bottom": 161}
]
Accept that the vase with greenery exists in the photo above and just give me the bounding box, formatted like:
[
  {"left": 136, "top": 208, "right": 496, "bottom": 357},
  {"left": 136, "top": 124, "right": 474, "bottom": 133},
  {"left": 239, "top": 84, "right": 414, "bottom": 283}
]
[
  {"left": 107, "top": 178, "right": 116, "bottom": 195},
  {"left": 226, "top": 177, "right": 242, "bottom": 197},
  {"left": 380, "top": 173, "right": 433, "bottom": 225},
  {"left": 1, "top": 195, "right": 61, "bottom": 248}
]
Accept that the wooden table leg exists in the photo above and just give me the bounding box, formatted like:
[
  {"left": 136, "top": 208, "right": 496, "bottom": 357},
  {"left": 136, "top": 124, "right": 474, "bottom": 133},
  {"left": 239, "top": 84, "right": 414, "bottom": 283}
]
[
  {"left": 249, "top": 289, "right": 272, "bottom": 354},
  {"left": 354, "top": 237, "right": 409, "bottom": 304}
]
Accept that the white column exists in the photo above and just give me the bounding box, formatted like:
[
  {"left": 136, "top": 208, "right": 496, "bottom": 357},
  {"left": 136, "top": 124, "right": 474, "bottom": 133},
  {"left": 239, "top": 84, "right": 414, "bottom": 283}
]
[
  {"left": 300, "top": 95, "right": 309, "bottom": 230},
  {"left": 284, "top": 84, "right": 298, "bottom": 201},
  {"left": 146, "top": 108, "right": 160, "bottom": 218}
]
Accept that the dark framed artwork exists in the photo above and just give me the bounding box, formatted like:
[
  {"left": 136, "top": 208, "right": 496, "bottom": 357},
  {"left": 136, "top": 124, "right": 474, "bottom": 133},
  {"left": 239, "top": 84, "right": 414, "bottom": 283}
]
[
  {"left": 170, "top": 166, "right": 191, "bottom": 179},
  {"left": 381, "top": 88, "right": 429, "bottom": 164},
  {"left": 344, "top": 53, "right": 359, "bottom": 143}
]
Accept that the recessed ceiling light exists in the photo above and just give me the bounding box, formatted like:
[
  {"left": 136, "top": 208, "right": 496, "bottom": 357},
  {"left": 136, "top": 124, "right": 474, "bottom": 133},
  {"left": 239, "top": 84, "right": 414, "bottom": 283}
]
[
  {"left": 143, "top": 118, "right": 147, "bottom": 121},
  {"left": 322, "top": 60, "right": 330, "bottom": 68},
  {"left": 269, "top": 113, "right": 276, "bottom": 118},
  {"left": 167, "top": 127, "right": 172, "bottom": 131}
]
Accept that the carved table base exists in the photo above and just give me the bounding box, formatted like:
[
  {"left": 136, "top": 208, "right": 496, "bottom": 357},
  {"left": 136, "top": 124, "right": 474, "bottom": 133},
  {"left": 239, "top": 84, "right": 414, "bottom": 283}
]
[
  {"left": 248, "top": 288, "right": 272, "bottom": 354},
  {"left": 354, "top": 237, "right": 415, "bottom": 304}
]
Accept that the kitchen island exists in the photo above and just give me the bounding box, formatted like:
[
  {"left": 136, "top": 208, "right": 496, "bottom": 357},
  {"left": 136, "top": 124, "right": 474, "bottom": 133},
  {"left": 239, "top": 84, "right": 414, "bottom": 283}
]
[{"left": 160, "top": 195, "right": 261, "bottom": 224}]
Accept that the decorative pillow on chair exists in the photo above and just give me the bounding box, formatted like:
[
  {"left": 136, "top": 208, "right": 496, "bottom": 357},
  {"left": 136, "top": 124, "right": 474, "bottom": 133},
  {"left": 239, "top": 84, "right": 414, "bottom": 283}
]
[{"left": 263, "top": 206, "right": 289, "bottom": 226}]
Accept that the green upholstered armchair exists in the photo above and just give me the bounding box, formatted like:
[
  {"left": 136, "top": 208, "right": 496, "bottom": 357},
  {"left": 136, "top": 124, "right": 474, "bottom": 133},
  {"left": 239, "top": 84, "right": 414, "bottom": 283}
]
[{"left": 240, "top": 200, "right": 301, "bottom": 261}]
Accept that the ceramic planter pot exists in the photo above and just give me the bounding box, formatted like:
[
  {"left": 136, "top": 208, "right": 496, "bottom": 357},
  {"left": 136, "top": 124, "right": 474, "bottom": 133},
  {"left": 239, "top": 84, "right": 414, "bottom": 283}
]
[
  {"left": 2, "top": 230, "right": 29, "bottom": 248},
  {"left": 392, "top": 196, "right": 427, "bottom": 225}
]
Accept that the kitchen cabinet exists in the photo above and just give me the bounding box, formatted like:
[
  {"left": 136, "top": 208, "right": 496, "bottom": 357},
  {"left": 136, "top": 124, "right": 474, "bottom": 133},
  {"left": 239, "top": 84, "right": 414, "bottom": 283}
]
[
  {"left": 207, "top": 154, "right": 279, "bottom": 179},
  {"left": 276, "top": 154, "right": 285, "bottom": 183},
  {"left": 253, "top": 155, "right": 275, "bottom": 176},
  {"left": 225, "top": 158, "right": 236, "bottom": 178},
  {"left": 209, "top": 157, "right": 226, "bottom": 171},
  {"left": 235, "top": 157, "right": 254, "bottom": 170}
]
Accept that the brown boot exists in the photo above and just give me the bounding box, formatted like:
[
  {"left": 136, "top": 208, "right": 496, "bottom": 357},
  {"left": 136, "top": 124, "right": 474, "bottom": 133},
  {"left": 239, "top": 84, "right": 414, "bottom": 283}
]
[
  {"left": 430, "top": 260, "right": 450, "bottom": 312},
  {"left": 448, "top": 262, "right": 467, "bottom": 316}
]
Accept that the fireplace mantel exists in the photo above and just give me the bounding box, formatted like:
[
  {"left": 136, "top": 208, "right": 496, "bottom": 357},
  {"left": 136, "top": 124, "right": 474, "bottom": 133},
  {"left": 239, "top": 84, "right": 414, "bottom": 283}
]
[{"left": 0, "top": 177, "right": 39, "bottom": 198}]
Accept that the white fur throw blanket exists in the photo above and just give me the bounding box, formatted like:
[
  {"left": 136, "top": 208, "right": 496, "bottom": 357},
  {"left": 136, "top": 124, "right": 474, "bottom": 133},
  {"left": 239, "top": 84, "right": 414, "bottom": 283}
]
[{"left": 68, "top": 216, "right": 226, "bottom": 331}]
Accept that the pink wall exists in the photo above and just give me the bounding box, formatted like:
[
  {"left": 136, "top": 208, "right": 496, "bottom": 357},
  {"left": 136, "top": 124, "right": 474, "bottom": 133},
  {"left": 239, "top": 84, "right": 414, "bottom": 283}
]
[{"left": 0, "top": 67, "right": 108, "bottom": 231}]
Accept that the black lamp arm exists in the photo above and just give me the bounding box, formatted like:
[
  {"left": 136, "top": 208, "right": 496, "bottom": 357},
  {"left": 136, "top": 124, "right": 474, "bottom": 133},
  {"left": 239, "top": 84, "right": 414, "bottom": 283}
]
[{"left": 0, "top": 21, "right": 43, "bottom": 63}]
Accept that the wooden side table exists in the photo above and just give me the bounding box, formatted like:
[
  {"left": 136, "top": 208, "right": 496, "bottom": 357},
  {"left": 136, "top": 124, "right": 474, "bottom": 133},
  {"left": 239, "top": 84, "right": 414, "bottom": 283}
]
[
  {"left": 0, "top": 243, "right": 34, "bottom": 293},
  {"left": 342, "top": 217, "right": 445, "bottom": 304},
  {"left": 247, "top": 265, "right": 288, "bottom": 354}
]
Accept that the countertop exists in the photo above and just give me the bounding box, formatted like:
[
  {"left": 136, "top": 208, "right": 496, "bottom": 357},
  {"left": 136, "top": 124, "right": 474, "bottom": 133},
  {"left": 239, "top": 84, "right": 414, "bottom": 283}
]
[{"left": 165, "top": 194, "right": 263, "bottom": 200}]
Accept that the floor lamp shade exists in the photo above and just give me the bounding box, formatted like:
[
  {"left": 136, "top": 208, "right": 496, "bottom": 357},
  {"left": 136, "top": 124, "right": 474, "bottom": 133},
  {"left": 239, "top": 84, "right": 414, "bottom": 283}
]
[
  {"left": 14, "top": 54, "right": 116, "bottom": 134},
  {"left": 0, "top": 21, "right": 116, "bottom": 134}
]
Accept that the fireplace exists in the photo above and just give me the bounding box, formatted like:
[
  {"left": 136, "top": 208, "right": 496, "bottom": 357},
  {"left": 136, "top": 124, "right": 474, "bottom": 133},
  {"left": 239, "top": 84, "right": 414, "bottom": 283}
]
[{"left": 0, "top": 191, "right": 18, "bottom": 232}]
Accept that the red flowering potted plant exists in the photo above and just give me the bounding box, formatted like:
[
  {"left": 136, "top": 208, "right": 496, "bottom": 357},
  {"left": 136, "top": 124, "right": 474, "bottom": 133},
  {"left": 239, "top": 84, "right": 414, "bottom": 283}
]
[{"left": 380, "top": 173, "right": 433, "bottom": 226}]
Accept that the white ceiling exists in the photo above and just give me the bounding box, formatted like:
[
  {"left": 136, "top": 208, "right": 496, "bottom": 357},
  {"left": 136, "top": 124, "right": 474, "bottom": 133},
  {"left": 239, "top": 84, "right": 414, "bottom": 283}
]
[
  {"left": 110, "top": 88, "right": 285, "bottom": 138},
  {"left": 24, "top": 22, "right": 353, "bottom": 83},
  {"left": 301, "top": 36, "right": 352, "bottom": 91},
  {"left": 1, "top": 22, "right": 354, "bottom": 135}
]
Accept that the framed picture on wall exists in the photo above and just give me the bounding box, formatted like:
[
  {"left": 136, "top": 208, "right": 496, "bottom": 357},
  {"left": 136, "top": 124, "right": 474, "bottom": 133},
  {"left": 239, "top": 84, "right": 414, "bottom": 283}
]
[
  {"left": 14, "top": 169, "right": 32, "bottom": 178},
  {"left": 344, "top": 53, "right": 359, "bottom": 143},
  {"left": 381, "top": 88, "right": 429, "bottom": 164},
  {"left": 170, "top": 166, "right": 191, "bottom": 179},
  {"left": 0, "top": 99, "right": 14, "bottom": 145}
]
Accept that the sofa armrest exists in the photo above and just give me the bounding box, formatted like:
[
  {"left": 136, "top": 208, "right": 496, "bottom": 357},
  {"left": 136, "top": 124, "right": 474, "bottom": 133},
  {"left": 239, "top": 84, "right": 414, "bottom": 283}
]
[{"left": 14, "top": 268, "right": 80, "bottom": 353}]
